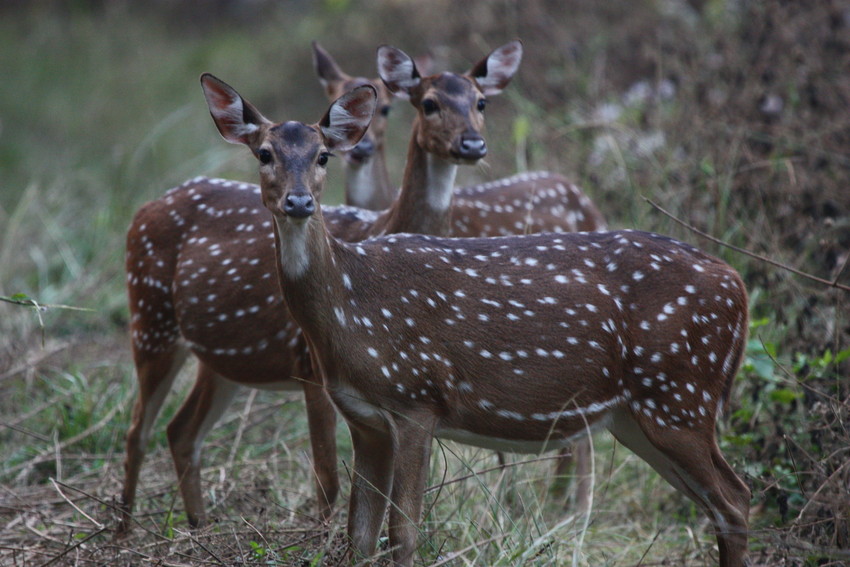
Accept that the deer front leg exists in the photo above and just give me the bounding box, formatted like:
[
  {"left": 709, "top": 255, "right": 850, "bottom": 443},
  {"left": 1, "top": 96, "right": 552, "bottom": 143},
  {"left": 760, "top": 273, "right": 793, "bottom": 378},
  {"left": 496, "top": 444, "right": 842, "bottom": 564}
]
[
  {"left": 300, "top": 368, "right": 339, "bottom": 520},
  {"left": 388, "top": 415, "right": 436, "bottom": 567},
  {"left": 347, "top": 422, "right": 394, "bottom": 563}
]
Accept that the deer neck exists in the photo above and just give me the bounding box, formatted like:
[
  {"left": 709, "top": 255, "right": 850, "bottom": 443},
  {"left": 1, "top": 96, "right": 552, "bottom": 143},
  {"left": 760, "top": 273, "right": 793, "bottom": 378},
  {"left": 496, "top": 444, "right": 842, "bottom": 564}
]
[
  {"left": 374, "top": 125, "right": 458, "bottom": 237},
  {"left": 272, "top": 207, "right": 355, "bottom": 376},
  {"left": 343, "top": 148, "right": 394, "bottom": 210}
]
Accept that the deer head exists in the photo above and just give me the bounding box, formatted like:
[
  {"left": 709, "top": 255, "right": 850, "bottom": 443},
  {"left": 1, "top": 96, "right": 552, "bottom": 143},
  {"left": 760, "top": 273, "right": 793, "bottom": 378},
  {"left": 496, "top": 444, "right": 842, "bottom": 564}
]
[
  {"left": 377, "top": 40, "right": 522, "bottom": 163},
  {"left": 201, "top": 73, "right": 377, "bottom": 220}
]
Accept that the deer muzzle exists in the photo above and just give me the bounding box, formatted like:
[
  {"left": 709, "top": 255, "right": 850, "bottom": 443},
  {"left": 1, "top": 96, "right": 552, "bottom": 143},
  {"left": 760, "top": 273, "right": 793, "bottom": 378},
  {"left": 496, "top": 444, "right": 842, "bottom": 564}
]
[
  {"left": 454, "top": 133, "right": 487, "bottom": 162},
  {"left": 283, "top": 192, "right": 315, "bottom": 219},
  {"left": 347, "top": 136, "right": 375, "bottom": 164}
]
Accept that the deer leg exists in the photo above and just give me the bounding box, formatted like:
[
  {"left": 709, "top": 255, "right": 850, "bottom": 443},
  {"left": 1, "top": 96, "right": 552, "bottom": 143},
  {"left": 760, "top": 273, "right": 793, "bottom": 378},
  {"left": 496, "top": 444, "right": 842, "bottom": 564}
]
[
  {"left": 608, "top": 409, "right": 750, "bottom": 567},
  {"left": 570, "top": 438, "right": 593, "bottom": 515},
  {"left": 301, "top": 369, "right": 339, "bottom": 520},
  {"left": 551, "top": 440, "right": 593, "bottom": 514},
  {"left": 387, "top": 415, "right": 436, "bottom": 567},
  {"left": 166, "top": 364, "right": 241, "bottom": 528},
  {"left": 550, "top": 447, "right": 573, "bottom": 501},
  {"left": 347, "top": 421, "right": 394, "bottom": 563},
  {"left": 119, "top": 343, "right": 188, "bottom": 534}
]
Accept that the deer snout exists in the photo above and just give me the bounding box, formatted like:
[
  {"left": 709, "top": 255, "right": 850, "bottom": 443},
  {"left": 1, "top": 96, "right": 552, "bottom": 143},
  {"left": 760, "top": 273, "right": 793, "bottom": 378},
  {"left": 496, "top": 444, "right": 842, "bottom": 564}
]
[
  {"left": 347, "top": 136, "right": 375, "bottom": 164},
  {"left": 283, "top": 192, "right": 315, "bottom": 219},
  {"left": 455, "top": 133, "right": 487, "bottom": 161}
]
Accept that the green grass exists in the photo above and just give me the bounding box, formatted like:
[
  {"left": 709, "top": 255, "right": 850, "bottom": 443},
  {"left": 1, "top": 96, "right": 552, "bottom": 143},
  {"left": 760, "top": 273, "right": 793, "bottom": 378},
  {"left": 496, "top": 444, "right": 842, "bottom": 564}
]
[{"left": 1, "top": 1, "right": 848, "bottom": 565}]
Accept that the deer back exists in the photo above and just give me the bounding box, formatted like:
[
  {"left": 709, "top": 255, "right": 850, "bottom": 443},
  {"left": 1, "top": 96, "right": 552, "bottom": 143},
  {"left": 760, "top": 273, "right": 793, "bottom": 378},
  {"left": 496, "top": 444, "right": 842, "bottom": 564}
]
[{"left": 284, "top": 228, "right": 747, "bottom": 450}]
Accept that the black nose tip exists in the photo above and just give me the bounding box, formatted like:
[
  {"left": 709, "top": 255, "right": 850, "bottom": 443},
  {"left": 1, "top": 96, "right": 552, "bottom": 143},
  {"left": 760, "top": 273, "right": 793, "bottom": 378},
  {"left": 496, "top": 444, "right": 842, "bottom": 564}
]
[
  {"left": 457, "top": 135, "right": 487, "bottom": 160},
  {"left": 283, "top": 194, "right": 315, "bottom": 219},
  {"left": 349, "top": 137, "right": 375, "bottom": 162}
]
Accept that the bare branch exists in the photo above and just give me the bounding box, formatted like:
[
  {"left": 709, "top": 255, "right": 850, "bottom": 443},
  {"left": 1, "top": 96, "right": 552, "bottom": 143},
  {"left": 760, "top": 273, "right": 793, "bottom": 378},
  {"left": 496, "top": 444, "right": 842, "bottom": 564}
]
[{"left": 644, "top": 197, "right": 850, "bottom": 293}]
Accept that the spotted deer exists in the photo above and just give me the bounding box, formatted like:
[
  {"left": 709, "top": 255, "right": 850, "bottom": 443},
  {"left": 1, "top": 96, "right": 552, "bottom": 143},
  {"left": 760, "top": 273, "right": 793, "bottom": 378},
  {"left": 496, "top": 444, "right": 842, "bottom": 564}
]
[
  {"left": 119, "top": 41, "right": 525, "bottom": 532},
  {"left": 312, "top": 40, "right": 398, "bottom": 211},
  {"left": 202, "top": 74, "right": 751, "bottom": 566},
  {"left": 317, "top": 39, "right": 607, "bottom": 238}
]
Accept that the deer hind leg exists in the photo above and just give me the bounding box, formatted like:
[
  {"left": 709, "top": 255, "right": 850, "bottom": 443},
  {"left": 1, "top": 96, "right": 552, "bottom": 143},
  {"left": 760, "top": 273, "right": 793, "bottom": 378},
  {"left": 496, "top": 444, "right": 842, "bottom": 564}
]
[
  {"left": 166, "top": 364, "right": 242, "bottom": 528},
  {"left": 119, "top": 343, "right": 189, "bottom": 534},
  {"left": 608, "top": 409, "right": 750, "bottom": 567},
  {"left": 551, "top": 438, "right": 593, "bottom": 514},
  {"left": 569, "top": 438, "right": 593, "bottom": 514}
]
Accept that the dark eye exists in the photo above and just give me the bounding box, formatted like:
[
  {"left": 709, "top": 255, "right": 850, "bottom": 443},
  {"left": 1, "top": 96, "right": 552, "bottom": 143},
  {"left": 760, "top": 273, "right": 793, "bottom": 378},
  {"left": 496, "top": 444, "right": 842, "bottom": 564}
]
[
  {"left": 422, "top": 99, "right": 438, "bottom": 115},
  {"left": 317, "top": 152, "right": 331, "bottom": 166},
  {"left": 257, "top": 148, "right": 272, "bottom": 165},
  {"left": 477, "top": 99, "right": 487, "bottom": 112},
  {"left": 380, "top": 105, "right": 391, "bottom": 117}
]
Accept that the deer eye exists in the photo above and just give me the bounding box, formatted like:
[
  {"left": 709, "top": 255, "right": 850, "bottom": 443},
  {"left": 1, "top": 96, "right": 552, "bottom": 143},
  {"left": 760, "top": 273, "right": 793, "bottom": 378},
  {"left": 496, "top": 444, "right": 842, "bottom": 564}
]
[
  {"left": 257, "top": 148, "right": 272, "bottom": 165},
  {"left": 317, "top": 152, "right": 332, "bottom": 167},
  {"left": 477, "top": 99, "right": 487, "bottom": 112},
  {"left": 380, "top": 105, "right": 391, "bottom": 117},
  {"left": 421, "top": 99, "right": 439, "bottom": 115}
]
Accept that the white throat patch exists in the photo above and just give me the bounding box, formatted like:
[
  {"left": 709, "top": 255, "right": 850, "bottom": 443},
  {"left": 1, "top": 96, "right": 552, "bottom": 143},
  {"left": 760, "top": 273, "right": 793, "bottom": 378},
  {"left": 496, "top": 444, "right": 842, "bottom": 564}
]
[
  {"left": 425, "top": 154, "right": 458, "bottom": 212},
  {"left": 274, "top": 216, "right": 311, "bottom": 279}
]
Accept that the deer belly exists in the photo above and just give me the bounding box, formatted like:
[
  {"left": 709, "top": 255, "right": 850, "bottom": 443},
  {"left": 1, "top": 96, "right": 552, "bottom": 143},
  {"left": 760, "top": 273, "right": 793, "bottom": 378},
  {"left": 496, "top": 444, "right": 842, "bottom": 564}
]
[{"left": 434, "top": 425, "right": 591, "bottom": 453}]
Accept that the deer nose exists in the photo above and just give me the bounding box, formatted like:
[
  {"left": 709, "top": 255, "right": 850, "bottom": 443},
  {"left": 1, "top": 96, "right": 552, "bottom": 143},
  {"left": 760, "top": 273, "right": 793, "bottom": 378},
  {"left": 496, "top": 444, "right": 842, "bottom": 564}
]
[
  {"left": 348, "top": 136, "right": 375, "bottom": 163},
  {"left": 283, "top": 193, "right": 315, "bottom": 219},
  {"left": 457, "top": 134, "right": 487, "bottom": 161}
]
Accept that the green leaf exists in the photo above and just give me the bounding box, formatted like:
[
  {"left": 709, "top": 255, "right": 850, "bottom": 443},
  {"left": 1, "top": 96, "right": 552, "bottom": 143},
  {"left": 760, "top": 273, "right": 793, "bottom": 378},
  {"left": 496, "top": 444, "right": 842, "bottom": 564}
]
[
  {"left": 770, "top": 388, "right": 801, "bottom": 404},
  {"left": 513, "top": 115, "right": 530, "bottom": 146},
  {"left": 748, "top": 354, "right": 776, "bottom": 381}
]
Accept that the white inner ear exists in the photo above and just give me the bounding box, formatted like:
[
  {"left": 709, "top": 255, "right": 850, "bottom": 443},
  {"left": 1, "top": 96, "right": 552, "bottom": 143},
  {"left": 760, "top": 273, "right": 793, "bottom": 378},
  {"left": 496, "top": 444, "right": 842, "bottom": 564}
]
[
  {"left": 380, "top": 56, "right": 420, "bottom": 95},
  {"left": 478, "top": 47, "right": 521, "bottom": 94},
  {"left": 324, "top": 102, "right": 367, "bottom": 148},
  {"left": 215, "top": 95, "right": 259, "bottom": 139}
]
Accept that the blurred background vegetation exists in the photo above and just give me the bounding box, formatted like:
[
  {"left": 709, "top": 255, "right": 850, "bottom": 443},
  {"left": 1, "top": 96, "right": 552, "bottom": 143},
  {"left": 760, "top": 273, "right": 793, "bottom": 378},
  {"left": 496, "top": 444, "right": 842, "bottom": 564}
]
[{"left": 1, "top": 0, "right": 848, "bottom": 565}]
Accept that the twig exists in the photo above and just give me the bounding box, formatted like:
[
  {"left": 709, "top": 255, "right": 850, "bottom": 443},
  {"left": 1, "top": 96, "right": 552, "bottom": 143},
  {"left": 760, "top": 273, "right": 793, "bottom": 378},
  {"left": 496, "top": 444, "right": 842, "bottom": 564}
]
[
  {"left": 176, "top": 528, "right": 228, "bottom": 566},
  {"left": 1, "top": 421, "right": 52, "bottom": 442},
  {"left": 226, "top": 389, "right": 257, "bottom": 471},
  {"left": 832, "top": 250, "right": 850, "bottom": 286},
  {"left": 758, "top": 335, "right": 842, "bottom": 404},
  {"left": 782, "top": 538, "right": 850, "bottom": 560},
  {"left": 644, "top": 198, "right": 850, "bottom": 293},
  {"left": 1, "top": 295, "right": 94, "bottom": 347},
  {"left": 425, "top": 534, "right": 508, "bottom": 567},
  {"left": 8, "top": 388, "right": 131, "bottom": 477},
  {"left": 50, "top": 478, "right": 104, "bottom": 529},
  {"left": 0, "top": 295, "right": 93, "bottom": 312},
  {"left": 36, "top": 527, "right": 107, "bottom": 567},
  {"left": 636, "top": 528, "right": 663, "bottom": 566},
  {"left": 0, "top": 342, "right": 71, "bottom": 382},
  {"left": 424, "top": 453, "right": 570, "bottom": 494},
  {"left": 795, "top": 459, "right": 850, "bottom": 521}
]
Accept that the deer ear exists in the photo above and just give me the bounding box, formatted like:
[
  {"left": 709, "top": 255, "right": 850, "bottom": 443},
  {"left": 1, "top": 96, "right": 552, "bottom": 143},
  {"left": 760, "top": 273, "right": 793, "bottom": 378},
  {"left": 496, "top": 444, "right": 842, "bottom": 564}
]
[
  {"left": 377, "top": 45, "right": 421, "bottom": 100},
  {"left": 200, "top": 73, "right": 270, "bottom": 148},
  {"left": 319, "top": 85, "right": 377, "bottom": 151},
  {"left": 468, "top": 40, "right": 523, "bottom": 96},
  {"left": 312, "top": 41, "right": 349, "bottom": 96}
]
